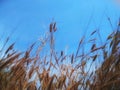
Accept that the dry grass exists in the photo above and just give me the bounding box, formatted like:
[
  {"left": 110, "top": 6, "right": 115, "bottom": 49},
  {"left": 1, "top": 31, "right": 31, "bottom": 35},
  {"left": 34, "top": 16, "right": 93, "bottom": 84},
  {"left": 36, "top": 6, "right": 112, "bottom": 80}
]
[{"left": 0, "top": 21, "right": 120, "bottom": 90}]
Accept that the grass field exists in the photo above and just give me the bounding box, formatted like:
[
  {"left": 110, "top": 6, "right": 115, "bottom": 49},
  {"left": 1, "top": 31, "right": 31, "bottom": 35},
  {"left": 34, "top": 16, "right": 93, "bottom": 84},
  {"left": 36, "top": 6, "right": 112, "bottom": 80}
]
[{"left": 0, "top": 22, "right": 120, "bottom": 90}]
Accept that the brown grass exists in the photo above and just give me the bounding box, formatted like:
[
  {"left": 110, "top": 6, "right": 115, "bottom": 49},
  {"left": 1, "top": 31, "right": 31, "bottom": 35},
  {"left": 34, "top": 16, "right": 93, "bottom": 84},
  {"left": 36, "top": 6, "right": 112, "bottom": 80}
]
[{"left": 0, "top": 21, "right": 120, "bottom": 90}]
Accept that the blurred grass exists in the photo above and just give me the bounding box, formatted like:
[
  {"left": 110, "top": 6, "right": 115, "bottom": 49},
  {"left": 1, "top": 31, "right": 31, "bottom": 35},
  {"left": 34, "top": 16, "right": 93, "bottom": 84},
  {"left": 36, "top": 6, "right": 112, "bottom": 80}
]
[{"left": 0, "top": 22, "right": 120, "bottom": 90}]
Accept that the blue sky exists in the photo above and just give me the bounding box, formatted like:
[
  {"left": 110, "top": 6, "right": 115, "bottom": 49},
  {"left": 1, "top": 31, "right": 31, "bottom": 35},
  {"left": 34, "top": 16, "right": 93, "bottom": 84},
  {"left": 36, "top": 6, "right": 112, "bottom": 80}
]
[{"left": 0, "top": 0, "right": 120, "bottom": 54}]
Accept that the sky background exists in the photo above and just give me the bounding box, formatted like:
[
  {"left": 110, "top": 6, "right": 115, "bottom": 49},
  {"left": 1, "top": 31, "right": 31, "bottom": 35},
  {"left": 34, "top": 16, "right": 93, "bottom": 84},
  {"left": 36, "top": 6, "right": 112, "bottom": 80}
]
[{"left": 0, "top": 0, "right": 120, "bottom": 54}]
